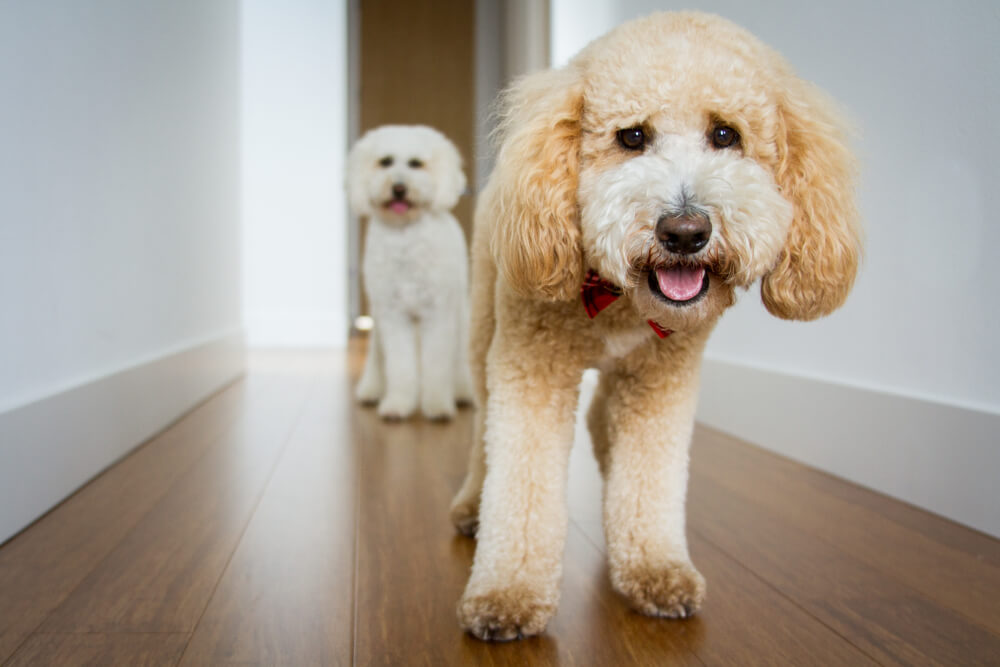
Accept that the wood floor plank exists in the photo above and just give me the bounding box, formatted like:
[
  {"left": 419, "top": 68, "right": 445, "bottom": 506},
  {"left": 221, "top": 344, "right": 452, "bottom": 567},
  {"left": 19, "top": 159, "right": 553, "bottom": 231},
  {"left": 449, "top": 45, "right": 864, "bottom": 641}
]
[
  {"left": 716, "top": 427, "right": 1000, "bottom": 570},
  {"left": 36, "top": 367, "right": 313, "bottom": 634},
  {"left": 687, "top": 435, "right": 1000, "bottom": 665},
  {"left": 692, "top": 425, "right": 1000, "bottom": 636},
  {"left": 0, "top": 381, "right": 244, "bottom": 663},
  {"left": 178, "top": 355, "right": 356, "bottom": 666},
  {"left": 5, "top": 633, "right": 188, "bottom": 667}
]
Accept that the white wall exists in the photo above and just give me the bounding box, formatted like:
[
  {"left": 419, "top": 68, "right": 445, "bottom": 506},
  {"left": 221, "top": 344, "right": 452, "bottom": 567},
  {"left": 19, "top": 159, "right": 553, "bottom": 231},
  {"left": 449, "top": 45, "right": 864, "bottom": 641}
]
[
  {"left": 242, "top": 0, "right": 349, "bottom": 347},
  {"left": 0, "top": 0, "right": 242, "bottom": 413},
  {"left": 552, "top": 1, "right": 1000, "bottom": 534},
  {"left": 0, "top": 1, "right": 244, "bottom": 542}
]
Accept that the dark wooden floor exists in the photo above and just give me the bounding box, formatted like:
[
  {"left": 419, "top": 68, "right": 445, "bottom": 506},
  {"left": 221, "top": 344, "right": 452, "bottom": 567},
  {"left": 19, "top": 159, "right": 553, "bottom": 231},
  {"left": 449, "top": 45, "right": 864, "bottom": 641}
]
[{"left": 2, "top": 343, "right": 998, "bottom": 666}]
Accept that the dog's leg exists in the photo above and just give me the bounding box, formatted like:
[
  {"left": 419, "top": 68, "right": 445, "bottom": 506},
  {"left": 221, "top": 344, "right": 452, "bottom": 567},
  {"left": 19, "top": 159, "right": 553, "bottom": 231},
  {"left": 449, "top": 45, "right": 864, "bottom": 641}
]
[
  {"left": 374, "top": 312, "right": 419, "bottom": 420},
  {"left": 600, "top": 359, "right": 706, "bottom": 619},
  {"left": 458, "top": 335, "right": 581, "bottom": 641},
  {"left": 418, "top": 311, "right": 457, "bottom": 420},
  {"left": 355, "top": 324, "right": 383, "bottom": 405}
]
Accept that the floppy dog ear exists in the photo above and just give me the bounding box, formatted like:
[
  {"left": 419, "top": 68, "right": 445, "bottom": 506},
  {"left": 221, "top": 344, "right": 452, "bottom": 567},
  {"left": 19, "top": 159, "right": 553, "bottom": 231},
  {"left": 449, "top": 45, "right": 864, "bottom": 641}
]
[
  {"left": 431, "top": 135, "right": 466, "bottom": 211},
  {"left": 488, "top": 67, "right": 585, "bottom": 302},
  {"left": 761, "top": 79, "right": 862, "bottom": 321}
]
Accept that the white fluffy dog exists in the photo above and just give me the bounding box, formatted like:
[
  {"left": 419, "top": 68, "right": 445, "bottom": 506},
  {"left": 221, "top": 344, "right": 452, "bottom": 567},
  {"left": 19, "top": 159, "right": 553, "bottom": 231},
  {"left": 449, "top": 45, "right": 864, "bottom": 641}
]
[{"left": 348, "top": 125, "right": 473, "bottom": 420}]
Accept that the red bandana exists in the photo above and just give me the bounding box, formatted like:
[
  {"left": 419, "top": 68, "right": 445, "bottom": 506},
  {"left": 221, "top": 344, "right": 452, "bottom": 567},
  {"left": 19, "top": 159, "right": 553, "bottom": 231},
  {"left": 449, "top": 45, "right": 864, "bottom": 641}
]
[{"left": 580, "top": 270, "right": 673, "bottom": 339}]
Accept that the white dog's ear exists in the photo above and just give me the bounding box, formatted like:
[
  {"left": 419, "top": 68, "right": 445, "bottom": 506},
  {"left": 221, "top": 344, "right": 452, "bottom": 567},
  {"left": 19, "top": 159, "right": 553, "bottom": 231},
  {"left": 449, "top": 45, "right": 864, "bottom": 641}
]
[
  {"left": 761, "top": 79, "right": 863, "bottom": 321},
  {"left": 431, "top": 136, "right": 466, "bottom": 211},
  {"left": 346, "top": 132, "right": 375, "bottom": 217},
  {"left": 488, "top": 67, "right": 584, "bottom": 302}
]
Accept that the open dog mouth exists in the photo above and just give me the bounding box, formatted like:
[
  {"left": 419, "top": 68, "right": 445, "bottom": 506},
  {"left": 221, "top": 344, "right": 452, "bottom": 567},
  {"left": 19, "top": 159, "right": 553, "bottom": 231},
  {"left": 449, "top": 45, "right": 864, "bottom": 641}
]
[
  {"left": 384, "top": 198, "right": 412, "bottom": 214},
  {"left": 647, "top": 264, "right": 710, "bottom": 306}
]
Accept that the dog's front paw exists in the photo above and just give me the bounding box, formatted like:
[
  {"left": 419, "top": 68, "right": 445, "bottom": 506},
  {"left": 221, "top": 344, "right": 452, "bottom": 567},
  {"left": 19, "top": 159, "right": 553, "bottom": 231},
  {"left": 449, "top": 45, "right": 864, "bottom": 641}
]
[
  {"left": 458, "top": 587, "right": 557, "bottom": 641},
  {"left": 613, "top": 560, "right": 706, "bottom": 619},
  {"left": 354, "top": 381, "right": 381, "bottom": 406},
  {"left": 377, "top": 395, "right": 416, "bottom": 420},
  {"left": 421, "top": 395, "right": 456, "bottom": 421}
]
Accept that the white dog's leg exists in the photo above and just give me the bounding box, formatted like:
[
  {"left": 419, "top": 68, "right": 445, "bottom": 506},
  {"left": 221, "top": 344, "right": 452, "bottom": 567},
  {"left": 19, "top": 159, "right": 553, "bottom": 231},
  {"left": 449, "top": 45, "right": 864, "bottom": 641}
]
[
  {"left": 458, "top": 337, "right": 581, "bottom": 640},
  {"left": 598, "top": 362, "right": 706, "bottom": 619},
  {"left": 355, "top": 324, "right": 384, "bottom": 405},
  {"left": 375, "top": 312, "right": 419, "bottom": 420},
  {"left": 418, "top": 310, "right": 457, "bottom": 420}
]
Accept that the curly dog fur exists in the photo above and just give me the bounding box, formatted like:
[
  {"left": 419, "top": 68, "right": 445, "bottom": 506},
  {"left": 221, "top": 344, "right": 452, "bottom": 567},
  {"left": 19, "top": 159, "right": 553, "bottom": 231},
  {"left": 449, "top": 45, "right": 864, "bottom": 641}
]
[{"left": 450, "top": 12, "right": 862, "bottom": 640}]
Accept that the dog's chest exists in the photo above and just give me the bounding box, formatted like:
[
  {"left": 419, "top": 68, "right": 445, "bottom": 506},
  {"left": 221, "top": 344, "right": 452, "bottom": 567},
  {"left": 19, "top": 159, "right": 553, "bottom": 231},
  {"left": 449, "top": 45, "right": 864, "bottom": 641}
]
[
  {"left": 599, "top": 325, "right": 654, "bottom": 362},
  {"left": 363, "top": 216, "right": 464, "bottom": 313}
]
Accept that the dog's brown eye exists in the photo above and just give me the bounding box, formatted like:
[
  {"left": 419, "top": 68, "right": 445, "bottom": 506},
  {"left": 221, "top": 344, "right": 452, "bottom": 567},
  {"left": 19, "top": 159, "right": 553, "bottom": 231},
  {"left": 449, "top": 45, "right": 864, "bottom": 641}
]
[
  {"left": 710, "top": 125, "right": 740, "bottom": 149},
  {"left": 617, "top": 127, "right": 646, "bottom": 151},
  {"left": 378, "top": 156, "right": 393, "bottom": 167},
  {"left": 408, "top": 158, "right": 424, "bottom": 169}
]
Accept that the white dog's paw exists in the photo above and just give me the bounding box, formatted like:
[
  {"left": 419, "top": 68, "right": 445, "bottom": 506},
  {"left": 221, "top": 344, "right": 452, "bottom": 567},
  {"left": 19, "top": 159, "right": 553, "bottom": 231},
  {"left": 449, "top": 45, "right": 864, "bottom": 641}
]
[
  {"left": 421, "top": 394, "right": 457, "bottom": 421},
  {"left": 377, "top": 395, "right": 416, "bottom": 421},
  {"left": 458, "top": 586, "right": 557, "bottom": 641},
  {"left": 612, "top": 560, "right": 706, "bottom": 619},
  {"left": 354, "top": 380, "right": 381, "bottom": 406},
  {"left": 454, "top": 373, "right": 475, "bottom": 407}
]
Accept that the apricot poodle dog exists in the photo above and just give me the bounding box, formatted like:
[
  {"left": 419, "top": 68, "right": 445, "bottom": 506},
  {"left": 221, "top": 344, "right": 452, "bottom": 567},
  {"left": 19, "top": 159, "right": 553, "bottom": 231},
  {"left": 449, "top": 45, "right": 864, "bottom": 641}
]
[{"left": 450, "top": 12, "right": 862, "bottom": 640}]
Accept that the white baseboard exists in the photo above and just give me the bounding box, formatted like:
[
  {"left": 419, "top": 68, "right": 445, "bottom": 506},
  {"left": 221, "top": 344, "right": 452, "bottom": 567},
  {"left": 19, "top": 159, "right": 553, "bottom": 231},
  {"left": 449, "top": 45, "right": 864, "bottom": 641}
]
[
  {"left": 696, "top": 359, "right": 1000, "bottom": 538},
  {"left": 0, "top": 331, "right": 246, "bottom": 544}
]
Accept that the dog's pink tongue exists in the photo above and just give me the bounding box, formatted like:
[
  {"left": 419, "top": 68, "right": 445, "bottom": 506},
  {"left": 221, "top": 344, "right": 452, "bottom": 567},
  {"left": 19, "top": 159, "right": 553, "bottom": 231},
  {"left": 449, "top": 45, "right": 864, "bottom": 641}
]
[
  {"left": 389, "top": 200, "right": 410, "bottom": 214},
  {"left": 656, "top": 266, "right": 705, "bottom": 301}
]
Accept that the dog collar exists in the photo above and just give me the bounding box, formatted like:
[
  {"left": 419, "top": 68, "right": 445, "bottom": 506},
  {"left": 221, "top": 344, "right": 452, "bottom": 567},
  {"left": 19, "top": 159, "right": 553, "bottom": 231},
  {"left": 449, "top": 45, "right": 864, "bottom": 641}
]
[{"left": 581, "top": 270, "right": 673, "bottom": 339}]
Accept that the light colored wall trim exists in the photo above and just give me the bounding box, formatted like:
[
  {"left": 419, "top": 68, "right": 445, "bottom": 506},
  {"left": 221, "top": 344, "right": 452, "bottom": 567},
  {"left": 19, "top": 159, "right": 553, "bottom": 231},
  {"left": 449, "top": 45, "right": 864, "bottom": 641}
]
[
  {"left": 696, "top": 359, "right": 1000, "bottom": 538},
  {"left": 0, "top": 331, "right": 245, "bottom": 545}
]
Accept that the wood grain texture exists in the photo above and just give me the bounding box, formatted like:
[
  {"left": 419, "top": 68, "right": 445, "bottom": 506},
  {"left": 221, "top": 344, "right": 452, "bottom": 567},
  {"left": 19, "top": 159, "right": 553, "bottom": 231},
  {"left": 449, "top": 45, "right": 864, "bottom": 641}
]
[
  {"left": 178, "top": 354, "right": 356, "bottom": 666},
  {"left": 36, "top": 370, "right": 311, "bottom": 635},
  {"left": 688, "top": 426, "right": 1000, "bottom": 666},
  {"left": 694, "top": 426, "right": 1000, "bottom": 630},
  {"left": 0, "top": 381, "right": 244, "bottom": 662},
  {"left": 1, "top": 343, "right": 997, "bottom": 665},
  {"left": 5, "top": 633, "right": 188, "bottom": 667}
]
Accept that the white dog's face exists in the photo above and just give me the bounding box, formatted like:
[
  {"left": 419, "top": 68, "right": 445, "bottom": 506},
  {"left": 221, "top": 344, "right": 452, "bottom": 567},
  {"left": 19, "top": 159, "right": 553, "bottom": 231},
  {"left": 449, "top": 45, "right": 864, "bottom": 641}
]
[
  {"left": 576, "top": 25, "right": 796, "bottom": 329},
  {"left": 347, "top": 125, "right": 465, "bottom": 223}
]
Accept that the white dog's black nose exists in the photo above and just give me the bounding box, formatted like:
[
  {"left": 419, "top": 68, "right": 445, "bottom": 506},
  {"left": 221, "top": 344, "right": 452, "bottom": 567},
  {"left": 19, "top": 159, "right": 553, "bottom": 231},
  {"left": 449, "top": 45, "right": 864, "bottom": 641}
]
[
  {"left": 391, "top": 183, "right": 407, "bottom": 199},
  {"left": 656, "top": 213, "right": 711, "bottom": 254}
]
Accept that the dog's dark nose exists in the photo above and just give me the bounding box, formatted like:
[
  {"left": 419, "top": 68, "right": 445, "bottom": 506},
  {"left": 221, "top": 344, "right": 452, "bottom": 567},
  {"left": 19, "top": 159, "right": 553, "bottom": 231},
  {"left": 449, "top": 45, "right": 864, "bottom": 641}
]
[
  {"left": 656, "top": 213, "right": 712, "bottom": 254},
  {"left": 391, "top": 183, "right": 407, "bottom": 199}
]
